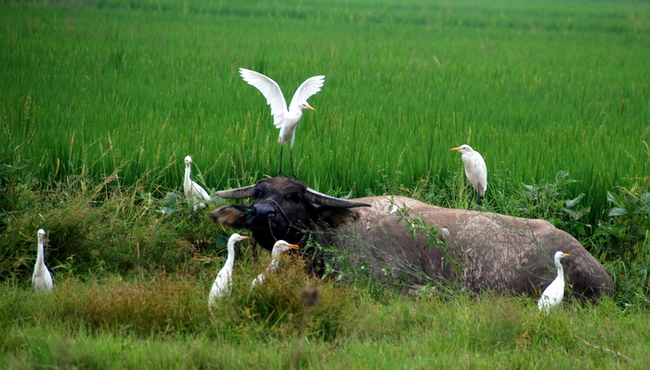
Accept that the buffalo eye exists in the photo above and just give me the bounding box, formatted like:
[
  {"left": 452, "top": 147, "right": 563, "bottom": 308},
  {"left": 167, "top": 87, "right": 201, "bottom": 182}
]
[
  {"left": 252, "top": 190, "right": 262, "bottom": 200},
  {"left": 286, "top": 193, "right": 302, "bottom": 204}
]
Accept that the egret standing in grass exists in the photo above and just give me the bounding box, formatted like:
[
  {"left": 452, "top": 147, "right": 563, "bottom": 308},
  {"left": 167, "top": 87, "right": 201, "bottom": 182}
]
[
  {"left": 32, "top": 229, "right": 53, "bottom": 292},
  {"left": 208, "top": 233, "right": 250, "bottom": 306},
  {"left": 451, "top": 144, "right": 487, "bottom": 204},
  {"left": 239, "top": 68, "right": 325, "bottom": 177},
  {"left": 250, "top": 240, "right": 300, "bottom": 289},
  {"left": 184, "top": 155, "right": 211, "bottom": 211},
  {"left": 538, "top": 251, "right": 571, "bottom": 314}
]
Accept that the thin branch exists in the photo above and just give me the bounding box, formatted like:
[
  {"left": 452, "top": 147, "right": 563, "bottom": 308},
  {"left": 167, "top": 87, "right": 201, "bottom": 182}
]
[{"left": 574, "top": 334, "right": 631, "bottom": 361}]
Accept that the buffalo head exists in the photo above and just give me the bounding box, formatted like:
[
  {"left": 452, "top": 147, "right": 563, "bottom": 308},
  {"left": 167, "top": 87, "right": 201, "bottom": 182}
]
[{"left": 207, "top": 177, "right": 371, "bottom": 250}]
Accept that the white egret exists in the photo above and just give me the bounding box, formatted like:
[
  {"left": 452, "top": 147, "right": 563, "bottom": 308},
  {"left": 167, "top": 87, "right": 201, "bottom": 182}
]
[
  {"left": 538, "top": 251, "right": 571, "bottom": 314},
  {"left": 208, "top": 233, "right": 250, "bottom": 306},
  {"left": 184, "top": 155, "right": 211, "bottom": 211},
  {"left": 451, "top": 144, "right": 488, "bottom": 202},
  {"left": 239, "top": 68, "right": 325, "bottom": 177},
  {"left": 250, "top": 240, "right": 300, "bottom": 289},
  {"left": 32, "top": 229, "right": 53, "bottom": 292}
]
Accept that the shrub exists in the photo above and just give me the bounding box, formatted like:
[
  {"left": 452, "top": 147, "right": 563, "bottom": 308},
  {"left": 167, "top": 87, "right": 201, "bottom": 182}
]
[{"left": 590, "top": 184, "right": 650, "bottom": 309}]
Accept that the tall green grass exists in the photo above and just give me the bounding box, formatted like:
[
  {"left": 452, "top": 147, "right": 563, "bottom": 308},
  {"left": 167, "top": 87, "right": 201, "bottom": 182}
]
[
  {"left": 1, "top": 0, "right": 648, "bottom": 225},
  {"left": 1, "top": 275, "right": 647, "bottom": 368}
]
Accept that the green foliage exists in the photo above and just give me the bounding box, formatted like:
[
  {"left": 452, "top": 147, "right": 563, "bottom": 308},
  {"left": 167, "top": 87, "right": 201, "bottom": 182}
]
[
  {"left": 0, "top": 156, "right": 41, "bottom": 232},
  {"left": 516, "top": 171, "right": 593, "bottom": 239},
  {"left": 1, "top": 284, "right": 647, "bottom": 368},
  {"left": 228, "top": 257, "right": 357, "bottom": 343},
  {"left": 590, "top": 184, "right": 650, "bottom": 310},
  {"left": 0, "top": 160, "right": 222, "bottom": 282},
  {"left": 0, "top": 266, "right": 356, "bottom": 341},
  {"left": 1, "top": 0, "right": 649, "bottom": 227},
  {"left": 595, "top": 186, "right": 650, "bottom": 260}
]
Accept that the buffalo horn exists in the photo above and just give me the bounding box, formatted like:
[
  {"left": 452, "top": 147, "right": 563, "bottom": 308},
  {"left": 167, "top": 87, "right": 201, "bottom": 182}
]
[
  {"left": 305, "top": 188, "right": 371, "bottom": 208},
  {"left": 215, "top": 185, "right": 256, "bottom": 199}
]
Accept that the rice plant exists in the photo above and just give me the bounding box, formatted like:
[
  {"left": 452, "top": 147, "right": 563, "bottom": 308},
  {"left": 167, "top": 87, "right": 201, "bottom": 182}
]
[{"left": 1, "top": 0, "right": 648, "bottom": 226}]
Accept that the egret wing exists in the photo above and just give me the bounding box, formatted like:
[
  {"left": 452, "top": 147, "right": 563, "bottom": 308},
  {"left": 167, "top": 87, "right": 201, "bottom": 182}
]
[
  {"left": 239, "top": 68, "right": 288, "bottom": 127},
  {"left": 209, "top": 268, "right": 231, "bottom": 304},
  {"left": 191, "top": 181, "right": 211, "bottom": 202},
  {"left": 288, "top": 75, "right": 325, "bottom": 112},
  {"left": 462, "top": 156, "right": 480, "bottom": 183},
  {"left": 462, "top": 153, "right": 487, "bottom": 195},
  {"left": 474, "top": 153, "right": 488, "bottom": 193},
  {"left": 475, "top": 153, "right": 488, "bottom": 181},
  {"left": 537, "top": 278, "right": 564, "bottom": 313},
  {"left": 537, "top": 295, "right": 551, "bottom": 313},
  {"left": 32, "top": 268, "right": 53, "bottom": 291},
  {"left": 43, "top": 269, "right": 54, "bottom": 290}
]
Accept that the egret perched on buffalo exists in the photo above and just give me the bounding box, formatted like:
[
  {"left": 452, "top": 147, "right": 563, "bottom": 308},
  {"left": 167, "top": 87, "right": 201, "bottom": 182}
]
[
  {"left": 184, "top": 155, "right": 211, "bottom": 211},
  {"left": 538, "top": 251, "right": 571, "bottom": 314},
  {"left": 208, "top": 233, "right": 250, "bottom": 306},
  {"left": 239, "top": 68, "right": 325, "bottom": 178},
  {"left": 250, "top": 240, "right": 300, "bottom": 289},
  {"left": 32, "top": 229, "right": 54, "bottom": 292},
  {"left": 451, "top": 144, "right": 487, "bottom": 205}
]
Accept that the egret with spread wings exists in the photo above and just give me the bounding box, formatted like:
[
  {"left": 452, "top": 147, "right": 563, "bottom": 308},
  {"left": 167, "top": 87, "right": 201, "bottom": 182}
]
[{"left": 239, "top": 68, "right": 325, "bottom": 177}]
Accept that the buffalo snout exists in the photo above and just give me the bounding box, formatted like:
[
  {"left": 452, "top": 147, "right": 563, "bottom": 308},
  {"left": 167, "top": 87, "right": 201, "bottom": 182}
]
[{"left": 247, "top": 202, "right": 278, "bottom": 222}]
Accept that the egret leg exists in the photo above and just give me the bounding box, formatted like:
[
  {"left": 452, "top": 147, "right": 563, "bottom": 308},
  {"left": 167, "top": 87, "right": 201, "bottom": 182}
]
[
  {"left": 278, "top": 145, "right": 285, "bottom": 177},
  {"left": 289, "top": 148, "right": 297, "bottom": 179},
  {"left": 252, "top": 239, "right": 259, "bottom": 263},
  {"left": 468, "top": 189, "right": 480, "bottom": 210}
]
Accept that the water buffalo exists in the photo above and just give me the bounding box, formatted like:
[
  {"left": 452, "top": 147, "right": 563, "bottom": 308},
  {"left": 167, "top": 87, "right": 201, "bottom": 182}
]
[{"left": 208, "top": 177, "right": 613, "bottom": 299}]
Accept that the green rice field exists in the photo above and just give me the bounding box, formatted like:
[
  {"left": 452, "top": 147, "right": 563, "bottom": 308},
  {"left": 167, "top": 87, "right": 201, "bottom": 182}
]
[
  {"left": 1, "top": 0, "right": 650, "bottom": 367},
  {"left": 2, "top": 0, "right": 649, "bottom": 221}
]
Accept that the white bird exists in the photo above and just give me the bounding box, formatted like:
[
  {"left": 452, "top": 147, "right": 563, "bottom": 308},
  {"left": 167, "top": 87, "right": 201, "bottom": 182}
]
[
  {"left": 538, "top": 251, "right": 571, "bottom": 314},
  {"left": 32, "top": 229, "right": 54, "bottom": 292},
  {"left": 208, "top": 233, "right": 250, "bottom": 306},
  {"left": 239, "top": 68, "right": 325, "bottom": 177},
  {"left": 250, "top": 240, "right": 300, "bottom": 289},
  {"left": 451, "top": 144, "right": 488, "bottom": 202},
  {"left": 184, "top": 155, "right": 211, "bottom": 211}
]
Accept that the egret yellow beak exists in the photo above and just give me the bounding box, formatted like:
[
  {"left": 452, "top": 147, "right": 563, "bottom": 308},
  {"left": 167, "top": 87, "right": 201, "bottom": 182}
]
[
  {"left": 563, "top": 253, "right": 571, "bottom": 257},
  {"left": 450, "top": 147, "right": 461, "bottom": 151},
  {"left": 305, "top": 104, "right": 316, "bottom": 111},
  {"left": 286, "top": 243, "right": 300, "bottom": 250},
  {"left": 241, "top": 236, "right": 250, "bottom": 240}
]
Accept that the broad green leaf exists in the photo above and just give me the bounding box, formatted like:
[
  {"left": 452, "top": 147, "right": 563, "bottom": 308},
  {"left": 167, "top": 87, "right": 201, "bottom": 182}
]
[
  {"left": 565, "top": 194, "right": 584, "bottom": 208},
  {"left": 608, "top": 207, "right": 627, "bottom": 217}
]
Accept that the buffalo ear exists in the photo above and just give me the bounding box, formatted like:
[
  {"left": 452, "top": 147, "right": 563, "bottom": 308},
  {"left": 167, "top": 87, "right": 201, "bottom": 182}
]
[
  {"left": 315, "top": 207, "right": 360, "bottom": 228},
  {"left": 207, "top": 205, "right": 248, "bottom": 229}
]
